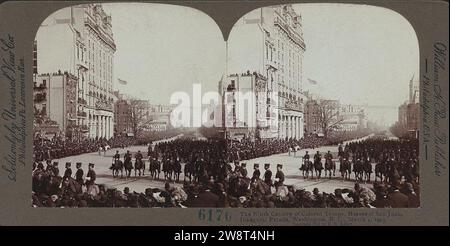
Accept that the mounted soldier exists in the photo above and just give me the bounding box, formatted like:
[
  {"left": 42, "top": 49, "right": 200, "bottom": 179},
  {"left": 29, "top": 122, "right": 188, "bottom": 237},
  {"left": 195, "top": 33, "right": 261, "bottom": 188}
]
[
  {"left": 124, "top": 150, "right": 133, "bottom": 178},
  {"left": 75, "top": 162, "right": 84, "bottom": 186},
  {"left": 63, "top": 162, "right": 72, "bottom": 179},
  {"left": 252, "top": 163, "right": 261, "bottom": 182},
  {"left": 264, "top": 163, "right": 272, "bottom": 186}
]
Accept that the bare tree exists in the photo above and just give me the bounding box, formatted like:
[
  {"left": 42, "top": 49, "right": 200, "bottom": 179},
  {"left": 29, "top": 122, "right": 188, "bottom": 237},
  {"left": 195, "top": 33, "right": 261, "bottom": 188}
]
[
  {"left": 317, "top": 99, "right": 344, "bottom": 138},
  {"left": 128, "top": 98, "right": 150, "bottom": 137}
]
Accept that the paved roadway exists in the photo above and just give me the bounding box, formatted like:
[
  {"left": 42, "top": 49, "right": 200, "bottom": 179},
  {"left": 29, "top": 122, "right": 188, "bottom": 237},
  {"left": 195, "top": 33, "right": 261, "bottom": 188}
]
[{"left": 53, "top": 135, "right": 375, "bottom": 194}]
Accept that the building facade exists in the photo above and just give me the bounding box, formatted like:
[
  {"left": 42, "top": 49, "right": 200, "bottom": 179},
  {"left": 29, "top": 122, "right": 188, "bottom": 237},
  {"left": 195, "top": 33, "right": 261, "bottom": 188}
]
[
  {"left": 224, "top": 4, "right": 306, "bottom": 140},
  {"left": 33, "top": 72, "right": 79, "bottom": 138},
  {"left": 34, "top": 4, "right": 116, "bottom": 139},
  {"left": 114, "top": 99, "right": 133, "bottom": 135},
  {"left": 396, "top": 75, "right": 420, "bottom": 138}
]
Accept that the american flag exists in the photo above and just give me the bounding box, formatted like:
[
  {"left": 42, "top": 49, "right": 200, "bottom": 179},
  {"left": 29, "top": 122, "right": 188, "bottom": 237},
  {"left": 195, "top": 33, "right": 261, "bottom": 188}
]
[
  {"left": 118, "top": 78, "right": 127, "bottom": 85},
  {"left": 307, "top": 78, "right": 317, "bottom": 85}
]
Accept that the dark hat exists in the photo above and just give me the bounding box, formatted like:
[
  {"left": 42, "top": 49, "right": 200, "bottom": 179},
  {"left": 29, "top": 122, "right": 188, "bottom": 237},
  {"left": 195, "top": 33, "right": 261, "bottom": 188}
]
[
  {"left": 88, "top": 163, "right": 95, "bottom": 167},
  {"left": 76, "top": 162, "right": 82, "bottom": 167},
  {"left": 65, "top": 162, "right": 71, "bottom": 167},
  {"left": 264, "top": 163, "right": 270, "bottom": 168},
  {"left": 53, "top": 162, "right": 59, "bottom": 166},
  {"left": 277, "top": 164, "right": 283, "bottom": 168},
  {"left": 46, "top": 159, "right": 51, "bottom": 163},
  {"left": 234, "top": 161, "right": 240, "bottom": 165},
  {"left": 254, "top": 163, "right": 259, "bottom": 168},
  {"left": 241, "top": 163, "right": 246, "bottom": 167}
]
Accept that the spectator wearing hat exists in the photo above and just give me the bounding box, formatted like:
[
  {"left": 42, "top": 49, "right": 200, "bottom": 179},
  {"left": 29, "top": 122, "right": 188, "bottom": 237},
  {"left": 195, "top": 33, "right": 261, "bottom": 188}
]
[
  {"left": 404, "top": 182, "right": 420, "bottom": 208},
  {"left": 387, "top": 180, "right": 409, "bottom": 208},
  {"left": 63, "top": 162, "right": 72, "bottom": 179},
  {"left": 371, "top": 183, "right": 391, "bottom": 208},
  {"left": 264, "top": 164, "right": 272, "bottom": 186}
]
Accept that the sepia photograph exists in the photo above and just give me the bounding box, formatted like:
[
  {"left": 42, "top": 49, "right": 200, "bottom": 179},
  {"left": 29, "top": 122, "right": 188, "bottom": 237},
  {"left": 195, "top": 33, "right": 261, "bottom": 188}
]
[{"left": 31, "top": 3, "right": 420, "bottom": 209}]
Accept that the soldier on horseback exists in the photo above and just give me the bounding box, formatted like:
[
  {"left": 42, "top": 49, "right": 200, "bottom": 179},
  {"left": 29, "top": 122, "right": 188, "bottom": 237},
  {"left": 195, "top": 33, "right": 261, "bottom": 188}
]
[
  {"left": 301, "top": 151, "right": 312, "bottom": 178},
  {"left": 134, "top": 150, "right": 144, "bottom": 177},
  {"left": 324, "top": 150, "right": 336, "bottom": 178},
  {"left": 124, "top": 150, "right": 133, "bottom": 178},
  {"left": 111, "top": 150, "right": 123, "bottom": 178},
  {"left": 264, "top": 163, "right": 272, "bottom": 186},
  {"left": 313, "top": 151, "right": 323, "bottom": 179}
]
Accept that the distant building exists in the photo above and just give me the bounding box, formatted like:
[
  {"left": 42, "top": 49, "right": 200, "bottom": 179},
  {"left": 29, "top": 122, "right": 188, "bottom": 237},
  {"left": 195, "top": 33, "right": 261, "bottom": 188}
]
[
  {"left": 335, "top": 104, "right": 367, "bottom": 132},
  {"left": 304, "top": 99, "right": 321, "bottom": 135},
  {"left": 114, "top": 99, "right": 133, "bottom": 135},
  {"left": 396, "top": 75, "right": 419, "bottom": 138}
]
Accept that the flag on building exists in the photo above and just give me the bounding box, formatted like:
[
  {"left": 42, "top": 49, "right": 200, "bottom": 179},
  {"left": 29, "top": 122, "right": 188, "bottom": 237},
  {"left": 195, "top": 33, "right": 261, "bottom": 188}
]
[
  {"left": 307, "top": 78, "right": 317, "bottom": 85},
  {"left": 118, "top": 78, "right": 127, "bottom": 85}
]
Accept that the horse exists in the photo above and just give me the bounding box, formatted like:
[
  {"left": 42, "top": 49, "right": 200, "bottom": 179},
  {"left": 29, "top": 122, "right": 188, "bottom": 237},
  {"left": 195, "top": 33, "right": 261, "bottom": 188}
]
[
  {"left": 324, "top": 158, "right": 336, "bottom": 178},
  {"left": 149, "top": 158, "right": 161, "bottom": 180},
  {"left": 314, "top": 158, "right": 324, "bottom": 179},
  {"left": 124, "top": 158, "right": 133, "bottom": 178},
  {"left": 173, "top": 160, "right": 182, "bottom": 182},
  {"left": 162, "top": 159, "right": 173, "bottom": 181},
  {"left": 363, "top": 159, "right": 372, "bottom": 182},
  {"left": 339, "top": 158, "right": 352, "bottom": 181},
  {"left": 134, "top": 158, "right": 145, "bottom": 177},
  {"left": 353, "top": 160, "right": 364, "bottom": 181},
  {"left": 110, "top": 159, "right": 124, "bottom": 178},
  {"left": 183, "top": 162, "right": 194, "bottom": 182},
  {"left": 300, "top": 160, "right": 314, "bottom": 179},
  {"left": 374, "top": 162, "right": 386, "bottom": 182}
]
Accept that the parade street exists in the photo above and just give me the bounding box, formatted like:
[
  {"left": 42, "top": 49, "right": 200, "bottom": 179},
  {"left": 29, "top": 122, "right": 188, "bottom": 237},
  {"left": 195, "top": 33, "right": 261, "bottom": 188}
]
[{"left": 54, "top": 135, "right": 374, "bottom": 194}]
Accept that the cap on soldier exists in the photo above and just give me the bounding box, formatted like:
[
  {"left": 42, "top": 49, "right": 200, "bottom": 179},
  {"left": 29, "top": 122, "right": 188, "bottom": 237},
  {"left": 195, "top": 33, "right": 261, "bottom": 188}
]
[
  {"left": 254, "top": 163, "right": 259, "bottom": 168},
  {"left": 277, "top": 164, "right": 282, "bottom": 168},
  {"left": 53, "top": 161, "right": 59, "bottom": 166},
  {"left": 241, "top": 163, "right": 246, "bottom": 167},
  {"left": 76, "top": 162, "right": 82, "bottom": 167},
  {"left": 89, "top": 163, "right": 95, "bottom": 167},
  {"left": 264, "top": 163, "right": 270, "bottom": 168},
  {"left": 65, "top": 162, "right": 71, "bottom": 167}
]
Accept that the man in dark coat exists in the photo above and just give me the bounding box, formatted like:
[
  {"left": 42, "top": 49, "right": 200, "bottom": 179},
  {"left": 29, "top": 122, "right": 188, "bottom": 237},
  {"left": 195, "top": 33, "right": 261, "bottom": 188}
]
[
  {"left": 185, "top": 182, "right": 221, "bottom": 207},
  {"left": 75, "top": 162, "right": 84, "bottom": 186},
  {"left": 264, "top": 164, "right": 272, "bottom": 186},
  {"left": 252, "top": 163, "right": 261, "bottom": 181},
  {"left": 52, "top": 161, "right": 60, "bottom": 177},
  {"left": 387, "top": 181, "right": 409, "bottom": 208},
  {"left": 113, "top": 151, "right": 120, "bottom": 162},
  {"left": 63, "top": 162, "right": 72, "bottom": 179},
  {"left": 404, "top": 182, "right": 420, "bottom": 208},
  {"left": 240, "top": 163, "right": 248, "bottom": 178},
  {"left": 274, "top": 164, "right": 285, "bottom": 187},
  {"left": 371, "top": 183, "right": 391, "bottom": 208},
  {"left": 86, "top": 163, "right": 96, "bottom": 186}
]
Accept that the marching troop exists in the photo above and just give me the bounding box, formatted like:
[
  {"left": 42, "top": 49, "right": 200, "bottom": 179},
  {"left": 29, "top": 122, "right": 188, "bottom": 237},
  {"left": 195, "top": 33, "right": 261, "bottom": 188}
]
[{"left": 32, "top": 133, "right": 419, "bottom": 208}]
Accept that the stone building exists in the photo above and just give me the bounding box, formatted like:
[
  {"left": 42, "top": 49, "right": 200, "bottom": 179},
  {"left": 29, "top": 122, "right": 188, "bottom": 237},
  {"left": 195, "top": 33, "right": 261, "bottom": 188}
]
[
  {"left": 33, "top": 72, "right": 79, "bottom": 139},
  {"left": 34, "top": 4, "right": 116, "bottom": 139}
]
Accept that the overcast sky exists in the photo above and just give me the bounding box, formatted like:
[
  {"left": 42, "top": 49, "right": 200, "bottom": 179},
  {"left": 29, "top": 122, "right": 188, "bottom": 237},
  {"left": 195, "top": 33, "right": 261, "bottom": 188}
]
[{"left": 102, "top": 3, "right": 419, "bottom": 126}]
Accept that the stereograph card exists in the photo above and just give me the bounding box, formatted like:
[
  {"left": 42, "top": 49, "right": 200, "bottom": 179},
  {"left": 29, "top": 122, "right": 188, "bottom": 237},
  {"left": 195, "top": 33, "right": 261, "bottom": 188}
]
[{"left": 0, "top": 0, "right": 448, "bottom": 226}]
